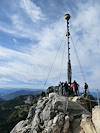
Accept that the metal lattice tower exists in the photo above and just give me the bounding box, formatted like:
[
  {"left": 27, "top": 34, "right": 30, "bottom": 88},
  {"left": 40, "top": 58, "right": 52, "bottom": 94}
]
[{"left": 64, "top": 14, "right": 72, "bottom": 85}]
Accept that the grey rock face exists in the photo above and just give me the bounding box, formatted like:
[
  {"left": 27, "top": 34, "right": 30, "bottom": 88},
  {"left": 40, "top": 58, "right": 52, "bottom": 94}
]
[
  {"left": 92, "top": 106, "right": 100, "bottom": 133},
  {"left": 10, "top": 120, "right": 31, "bottom": 133},
  {"left": 80, "top": 106, "right": 100, "bottom": 133},
  {"left": 10, "top": 93, "right": 69, "bottom": 133},
  {"left": 10, "top": 93, "right": 100, "bottom": 133}
]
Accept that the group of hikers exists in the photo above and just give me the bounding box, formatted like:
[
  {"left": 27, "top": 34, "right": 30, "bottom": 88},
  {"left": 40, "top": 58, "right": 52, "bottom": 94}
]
[
  {"left": 58, "top": 80, "right": 79, "bottom": 96},
  {"left": 58, "top": 81, "right": 88, "bottom": 96},
  {"left": 47, "top": 80, "right": 88, "bottom": 97},
  {"left": 58, "top": 81, "right": 88, "bottom": 97}
]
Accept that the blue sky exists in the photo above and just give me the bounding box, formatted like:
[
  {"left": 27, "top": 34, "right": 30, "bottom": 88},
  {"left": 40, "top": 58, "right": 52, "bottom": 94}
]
[{"left": 0, "top": 0, "right": 100, "bottom": 90}]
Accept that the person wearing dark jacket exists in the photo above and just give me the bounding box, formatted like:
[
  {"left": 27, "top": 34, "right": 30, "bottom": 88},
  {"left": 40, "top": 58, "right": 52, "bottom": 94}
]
[
  {"left": 84, "top": 82, "right": 88, "bottom": 96},
  {"left": 63, "top": 81, "right": 69, "bottom": 96}
]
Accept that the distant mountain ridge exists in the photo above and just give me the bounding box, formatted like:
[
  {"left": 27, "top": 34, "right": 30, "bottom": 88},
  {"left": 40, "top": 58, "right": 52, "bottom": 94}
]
[
  {"left": 0, "top": 88, "right": 99, "bottom": 101},
  {"left": 0, "top": 89, "right": 42, "bottom": 100}
]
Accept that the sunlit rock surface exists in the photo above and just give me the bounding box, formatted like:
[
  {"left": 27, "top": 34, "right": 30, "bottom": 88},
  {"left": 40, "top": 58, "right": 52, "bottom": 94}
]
[
  {"left": 10, "top": 93, "right": 100, "bottom": 133},
  {"left": 92, "top": 106, "right": 100, "bottom": 133},
  {"left": 80, "top": 106, "right": 100, "bottom": 133}
]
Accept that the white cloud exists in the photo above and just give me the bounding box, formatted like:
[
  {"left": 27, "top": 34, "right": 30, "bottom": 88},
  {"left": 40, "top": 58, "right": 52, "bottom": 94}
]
[
  {"left": 0, "top": 0, "right": 100, "bottom": 90},
  {"left": 69, "top": 2, "right": 100, "bottom": 89},
  {"left": 20, "top": 0, "right": 45, "bottom": 22},
  {"left": 0, "top": 0, "right": 45, "bottom": 39}
]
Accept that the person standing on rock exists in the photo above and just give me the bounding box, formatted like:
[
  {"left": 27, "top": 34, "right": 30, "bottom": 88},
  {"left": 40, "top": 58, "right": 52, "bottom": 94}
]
[
  {"left": 84, "top": 82, "right": 88, "bottom": 97},
  {"left": 59, "top": 82, "right": 64, "bottom": 96},
  {"left": 61, "top": 82, "right": 64, "bottom": 96},
  {"left": 64, "top": 81, "right": 69, "bottom": 96},
  {"left": 72, "top": 80, "right": 79, "bottom": 96},
  {"left": 69, "top": 83, "right": 74, "bottom": 96},
  {"left": 58, "top": 82, "right": 61, "bottom": 95}
]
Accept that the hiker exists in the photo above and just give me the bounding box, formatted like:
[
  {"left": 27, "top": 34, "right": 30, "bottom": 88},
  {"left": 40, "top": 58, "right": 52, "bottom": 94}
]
[
  {"left": 69, "top": 83, "right": 74, "bottom": 96},
  {"left": 61, "top": 82, "right": 64, "bottom": 95},
  {"left": 59, "top": 82, "right": 64, "bottom": 96},
  {"left": 72, "top": 80, "right": 79, "bottom": 96},
  {"left": 41, "top": 91, "right": 46, "bottom": 97},
  {"left": 84, "top": 82, "right": 88, "bottom": 96},
  {"left": 54, "top": 86, "right": 59, "bottom": 94},
  {"left": 63, "top": 81, "right": 69, "bottom": 96},
  {"left": 47, "top": 86, "right": 54, "bottom": 95}
]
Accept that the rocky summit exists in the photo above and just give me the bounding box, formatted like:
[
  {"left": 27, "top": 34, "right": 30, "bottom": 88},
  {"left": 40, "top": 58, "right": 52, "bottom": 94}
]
[{"left": 10, "top": 93, "right": 100, "bottom": 133}]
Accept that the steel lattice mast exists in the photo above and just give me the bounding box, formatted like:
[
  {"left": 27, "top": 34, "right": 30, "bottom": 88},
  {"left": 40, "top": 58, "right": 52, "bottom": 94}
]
[{"left": 64, "top": 14, "right": 72, "bottom": 85}]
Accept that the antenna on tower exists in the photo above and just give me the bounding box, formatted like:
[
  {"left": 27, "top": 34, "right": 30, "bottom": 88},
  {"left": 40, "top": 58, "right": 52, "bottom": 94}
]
[{"left": 64, "top": 13, "right": 72, "bottom": 85}]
